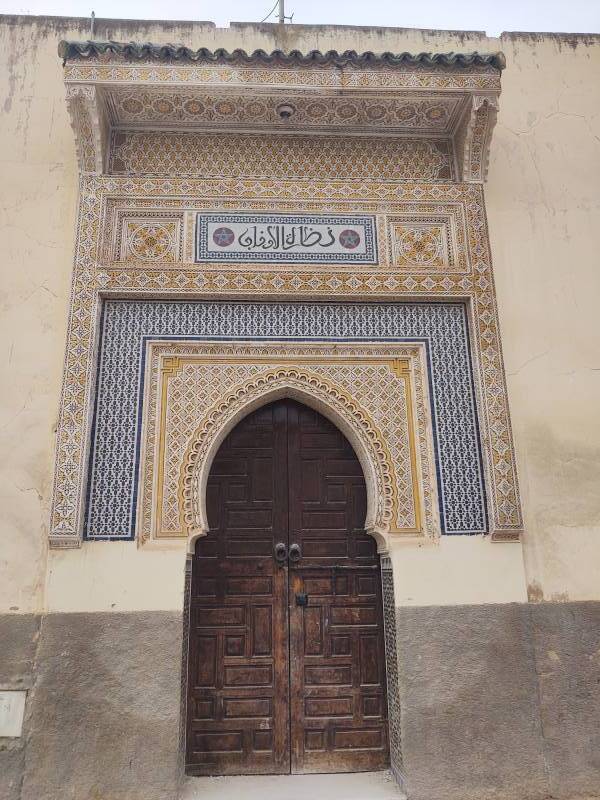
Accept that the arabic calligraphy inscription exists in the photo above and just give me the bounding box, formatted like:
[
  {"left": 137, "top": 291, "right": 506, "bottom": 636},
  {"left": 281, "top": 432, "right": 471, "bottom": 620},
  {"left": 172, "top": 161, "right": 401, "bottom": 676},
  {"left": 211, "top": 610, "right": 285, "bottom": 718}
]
[{"left": 196, "top": 213, "right": 378, "bottom": 264}]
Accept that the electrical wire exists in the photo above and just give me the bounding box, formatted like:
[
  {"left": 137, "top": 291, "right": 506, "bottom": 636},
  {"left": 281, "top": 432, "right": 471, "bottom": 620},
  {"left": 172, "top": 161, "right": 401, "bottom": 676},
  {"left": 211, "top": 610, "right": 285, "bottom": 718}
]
[{"left": 260, "top": 0, "right": 279, "bottom": 22}]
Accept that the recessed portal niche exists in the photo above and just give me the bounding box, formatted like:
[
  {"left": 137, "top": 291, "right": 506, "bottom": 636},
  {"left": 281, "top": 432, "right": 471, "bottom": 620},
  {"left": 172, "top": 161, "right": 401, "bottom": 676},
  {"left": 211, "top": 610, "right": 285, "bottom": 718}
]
[{"left": 185, "top": 399, "right": 390, "bottom": 776}]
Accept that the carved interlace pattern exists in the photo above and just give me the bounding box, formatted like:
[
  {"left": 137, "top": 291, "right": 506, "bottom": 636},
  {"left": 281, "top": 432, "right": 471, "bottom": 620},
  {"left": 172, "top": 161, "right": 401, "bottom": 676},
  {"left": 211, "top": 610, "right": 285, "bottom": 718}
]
[
  {"left": 135, "top": 343, "right": 437, "bottom": 543},
  {"left": 393, "top": 223, "right": 447, "bottom": 267},
  {"left": 109, "top": 131, "right": 454, "bottom": 182},
  {"left": 106, "top": 89, "right": 464, "bottom": 134},
  {"left": 124, "top": 221, "right": 178, "bottom": 261}
]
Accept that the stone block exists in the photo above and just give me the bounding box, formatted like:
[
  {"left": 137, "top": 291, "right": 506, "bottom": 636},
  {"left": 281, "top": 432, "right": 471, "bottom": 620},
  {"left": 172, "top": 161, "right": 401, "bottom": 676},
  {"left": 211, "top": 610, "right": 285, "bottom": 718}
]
[
  {"left": 20, "top": 611, "right": 183, "bottom": 800},
  {"left": 0, "top": 614, "right": 40, "bottom": 800},
  {"left": 396, "top": 604, "right": 548, "bottom": 800},
  {"left": 532, "top": 602, "right": 600, "bottom": 798}
]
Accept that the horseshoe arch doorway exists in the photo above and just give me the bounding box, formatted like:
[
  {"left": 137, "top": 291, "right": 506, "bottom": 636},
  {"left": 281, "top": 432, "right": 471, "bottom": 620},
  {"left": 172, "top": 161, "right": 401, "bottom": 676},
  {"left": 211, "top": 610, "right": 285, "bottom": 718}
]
[{"left": 185, "top": 398, "right": 390, "bottom": 775}]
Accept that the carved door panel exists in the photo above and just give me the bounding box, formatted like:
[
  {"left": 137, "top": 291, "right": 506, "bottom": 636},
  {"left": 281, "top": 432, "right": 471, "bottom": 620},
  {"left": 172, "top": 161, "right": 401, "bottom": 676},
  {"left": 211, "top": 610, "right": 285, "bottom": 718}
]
[
  {"left": 186, "top": 400, "right": 388, "bottom": 776},
  {"left": 287, "top": 402, "right": 390, "bottom": 773},
  {"left": 186, "top": 403, "right": 290, "bottom": 775}
]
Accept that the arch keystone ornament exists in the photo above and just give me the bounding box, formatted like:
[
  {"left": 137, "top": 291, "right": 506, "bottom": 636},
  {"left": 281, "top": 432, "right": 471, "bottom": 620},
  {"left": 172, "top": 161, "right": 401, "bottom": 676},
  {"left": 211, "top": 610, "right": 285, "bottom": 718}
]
[{"left": 179, "top": 368, "right": 396, "bottom": 553}]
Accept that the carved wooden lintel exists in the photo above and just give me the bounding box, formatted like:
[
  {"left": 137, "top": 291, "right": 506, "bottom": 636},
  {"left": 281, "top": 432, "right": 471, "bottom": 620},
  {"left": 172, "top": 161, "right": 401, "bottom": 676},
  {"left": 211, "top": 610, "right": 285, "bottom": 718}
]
[
  {"left": 455, "top": 93, "right": 501, "bottom": 183},
  {"left": 65, "top": 84, "right": 109, "bottom": 175}
]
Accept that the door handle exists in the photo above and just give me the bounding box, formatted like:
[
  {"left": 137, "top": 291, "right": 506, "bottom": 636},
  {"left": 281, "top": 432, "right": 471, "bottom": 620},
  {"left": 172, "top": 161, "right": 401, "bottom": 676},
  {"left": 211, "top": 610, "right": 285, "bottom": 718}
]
[
  {"left": 289, "top": 543, "right": 302, "bottom": 564},
  {"left": 274, "top": 542, "right": 288, "bottom": 566}
]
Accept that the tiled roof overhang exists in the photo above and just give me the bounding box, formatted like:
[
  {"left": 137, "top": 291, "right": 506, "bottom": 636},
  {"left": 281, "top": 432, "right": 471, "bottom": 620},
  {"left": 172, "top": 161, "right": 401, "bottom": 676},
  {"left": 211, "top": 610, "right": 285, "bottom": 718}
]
[
  {"left": 60, "top": 39, "right": 504, "bottom": 182},
  {"left": 58, "top": 40, "right": 506, "bottom": 70}
]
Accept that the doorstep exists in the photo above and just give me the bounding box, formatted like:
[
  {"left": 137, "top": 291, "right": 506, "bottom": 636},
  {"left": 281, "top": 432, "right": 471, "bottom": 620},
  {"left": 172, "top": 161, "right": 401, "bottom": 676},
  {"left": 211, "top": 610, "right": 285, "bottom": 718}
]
[{"left": 180, "top": 770, "right": 406, "bottom": 800}]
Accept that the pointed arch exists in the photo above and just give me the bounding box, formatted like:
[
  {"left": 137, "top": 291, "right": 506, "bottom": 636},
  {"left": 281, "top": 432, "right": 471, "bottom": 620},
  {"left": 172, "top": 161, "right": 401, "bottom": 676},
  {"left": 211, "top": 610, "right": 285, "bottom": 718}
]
[{"left": 179, "top": 367, "right": 395, "bottom": 553}]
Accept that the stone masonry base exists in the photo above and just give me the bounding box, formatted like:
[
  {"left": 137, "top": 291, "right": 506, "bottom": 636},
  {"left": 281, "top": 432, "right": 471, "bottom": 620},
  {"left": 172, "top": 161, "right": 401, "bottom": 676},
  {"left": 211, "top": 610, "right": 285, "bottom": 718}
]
[{"left": 1, "top": 603, "right": 598, "bottom": 800}]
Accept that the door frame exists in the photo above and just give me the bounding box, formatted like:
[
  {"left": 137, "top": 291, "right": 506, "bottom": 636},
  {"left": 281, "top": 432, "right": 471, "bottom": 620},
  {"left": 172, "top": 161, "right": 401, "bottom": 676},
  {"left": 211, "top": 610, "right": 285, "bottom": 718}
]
[{"left": 179, "top": 390, "right": 406, "bottom": 788}]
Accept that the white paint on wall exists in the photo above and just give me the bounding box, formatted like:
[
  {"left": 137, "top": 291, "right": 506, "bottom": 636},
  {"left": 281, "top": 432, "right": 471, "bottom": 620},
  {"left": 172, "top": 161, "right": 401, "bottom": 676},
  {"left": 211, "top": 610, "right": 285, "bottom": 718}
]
[
  {"left": 46, "top": 536, "right": 527, "bottom": 612},
  {"left": 0, "top": 691, "right": 27, "bottom": 737},
  {"left": 46, "top": 542, "right": 187, "bottom": 612},
  {"left": 390, "top": 536, "right": 528, "bottom": 607}
]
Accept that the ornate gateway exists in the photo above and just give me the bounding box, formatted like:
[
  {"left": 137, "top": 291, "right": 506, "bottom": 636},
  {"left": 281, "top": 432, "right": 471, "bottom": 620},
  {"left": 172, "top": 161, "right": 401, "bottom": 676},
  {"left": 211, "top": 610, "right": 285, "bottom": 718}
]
[{"left": 52, "top": 39, "right": 523, "bottom": 783}]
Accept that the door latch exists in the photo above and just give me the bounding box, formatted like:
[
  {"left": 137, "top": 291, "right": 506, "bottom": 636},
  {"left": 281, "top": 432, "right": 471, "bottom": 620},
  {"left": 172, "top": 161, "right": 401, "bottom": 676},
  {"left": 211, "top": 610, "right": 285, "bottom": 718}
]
[
  {"left": 289, "top": 543, "right": 302, "bottom": 564},
  {"left": 295, "top": 593, "right": 309, "bottom": 607},
  {"left": 274, "top": 542, "right": 288, "bottom": 567}
]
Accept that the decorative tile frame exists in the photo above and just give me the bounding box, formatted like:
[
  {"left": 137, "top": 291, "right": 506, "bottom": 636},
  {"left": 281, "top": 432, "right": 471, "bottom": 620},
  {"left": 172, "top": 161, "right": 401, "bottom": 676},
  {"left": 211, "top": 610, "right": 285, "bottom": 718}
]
[
  {"left": 136, "top": 342, "right": 438, "bottom": 548},
  {"left": 85, "top": 300, "right": 486, "bottom": 541},
  {"left": 50, "top": 175, "right": 522, "bottom": 547}
]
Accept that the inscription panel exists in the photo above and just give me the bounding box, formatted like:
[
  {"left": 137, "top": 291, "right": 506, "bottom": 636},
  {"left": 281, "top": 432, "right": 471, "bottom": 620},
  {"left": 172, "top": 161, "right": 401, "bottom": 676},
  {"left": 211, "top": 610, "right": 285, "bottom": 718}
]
[{"left": 196, "top": 213, "right": 378, "bottom": 265}]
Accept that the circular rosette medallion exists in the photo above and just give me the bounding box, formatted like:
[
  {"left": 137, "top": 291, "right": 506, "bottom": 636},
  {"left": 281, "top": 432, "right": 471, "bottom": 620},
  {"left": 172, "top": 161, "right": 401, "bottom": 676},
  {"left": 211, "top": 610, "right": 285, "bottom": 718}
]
[
  {"left": 338, "top": 229, "right": 361, "bottom": 250},
  {"left": 129, "top": 224, "right": 174, "bottom": 261},
  {"left": 212, "top": 227, "right": 235, "bottom": 248}
]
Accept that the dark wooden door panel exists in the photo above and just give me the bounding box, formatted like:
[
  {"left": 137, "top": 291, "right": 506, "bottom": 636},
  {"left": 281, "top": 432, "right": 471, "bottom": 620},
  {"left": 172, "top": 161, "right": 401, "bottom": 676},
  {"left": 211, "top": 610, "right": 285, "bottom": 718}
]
[
  {"left": 186, "top": 402, "right": 290, "bottom": 776},
  {"left": 186, "top": 399, "right": 389, "bottom": 776},
  {"left": 288, "top": 403, "right": 389, "bottom": 774}
]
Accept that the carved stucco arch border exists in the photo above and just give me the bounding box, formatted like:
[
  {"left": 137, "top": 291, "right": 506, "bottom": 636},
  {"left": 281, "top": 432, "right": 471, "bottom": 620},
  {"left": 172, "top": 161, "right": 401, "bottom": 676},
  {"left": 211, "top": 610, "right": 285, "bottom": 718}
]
[{"left": 179, "top": 367, "right": 395, "bottom": 554}]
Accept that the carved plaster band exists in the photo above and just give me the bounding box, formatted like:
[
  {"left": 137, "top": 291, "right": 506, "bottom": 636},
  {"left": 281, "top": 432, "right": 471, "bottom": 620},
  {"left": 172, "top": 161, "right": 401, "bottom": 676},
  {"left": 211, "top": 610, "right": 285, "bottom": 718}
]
[{"left": 133, "top": 343, "right": 438, "bottom": 552}]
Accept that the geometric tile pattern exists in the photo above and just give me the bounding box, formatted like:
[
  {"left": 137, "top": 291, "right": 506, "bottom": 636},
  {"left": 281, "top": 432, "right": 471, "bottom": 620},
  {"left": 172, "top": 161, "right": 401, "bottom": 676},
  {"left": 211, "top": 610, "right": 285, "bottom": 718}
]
[
  {"left": 110, "top": 131, "right": 455, "bottom": 182},
  {"left": 120, "top": 218, "right": 181, "bottom": 262},
  {"left": 380, "top": 556, "right": 404, "bottom": 782},
  {"left": 49, "top": 178, "right": 522, "bottom": 547},
  {"left": 85, "top": 300, "right": 486, "bottom": 540},
  {"left": 137, "top": 342, "right": 437, "bottom": 543}
]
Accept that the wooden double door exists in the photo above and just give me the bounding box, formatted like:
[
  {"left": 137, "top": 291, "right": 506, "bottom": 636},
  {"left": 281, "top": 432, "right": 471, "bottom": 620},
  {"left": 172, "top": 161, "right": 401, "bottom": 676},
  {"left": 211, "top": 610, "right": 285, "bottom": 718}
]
[{"left": 186, "top": 399, "right": 389, "bottom": 775}]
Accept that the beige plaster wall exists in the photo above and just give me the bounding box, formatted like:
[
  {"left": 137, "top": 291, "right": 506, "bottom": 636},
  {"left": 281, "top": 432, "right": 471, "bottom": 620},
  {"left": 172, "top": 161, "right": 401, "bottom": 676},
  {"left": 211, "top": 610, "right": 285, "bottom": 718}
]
[
  {"left": 0, "top": 15, "right": 598, "bottom": 614},
  {"left": 44, "top": 537, "right": 528, "bottom": 612},
  {"left": 485, "top": 34, "right": 600, "bottom": 602},
  {"left": 46, "top": 542, "right": 187, "bottom": 612},
  {"left": 0, "top": 18, "right": 77, "bottom": 614}
]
